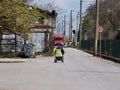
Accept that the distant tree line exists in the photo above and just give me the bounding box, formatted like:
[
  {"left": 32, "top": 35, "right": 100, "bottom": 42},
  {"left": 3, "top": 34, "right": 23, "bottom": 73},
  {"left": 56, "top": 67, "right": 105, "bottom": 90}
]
[{"left": 82, "top": 0, "right": 120, "bottom": 40}]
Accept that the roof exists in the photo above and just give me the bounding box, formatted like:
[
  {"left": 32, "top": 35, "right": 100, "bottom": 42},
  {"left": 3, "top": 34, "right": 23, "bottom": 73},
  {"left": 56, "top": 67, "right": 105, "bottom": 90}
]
[{"left": 30, "top": 24, "right": 52, "bottom": 33}]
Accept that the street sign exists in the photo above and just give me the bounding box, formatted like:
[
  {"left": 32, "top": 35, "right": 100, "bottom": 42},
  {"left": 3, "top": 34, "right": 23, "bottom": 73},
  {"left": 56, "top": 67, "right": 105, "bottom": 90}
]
[
  {"left": 98, "top": 26, "right": 103, "bottom": 58},
  {"left": 98, "top": 26, "right": 103, "bottom": 33}
]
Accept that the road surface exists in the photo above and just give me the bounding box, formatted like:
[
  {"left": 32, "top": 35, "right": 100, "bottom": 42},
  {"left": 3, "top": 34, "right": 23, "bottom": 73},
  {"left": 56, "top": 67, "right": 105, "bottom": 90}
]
[{"left": 0, "top": 48, "right": 120, "bottom": 90}]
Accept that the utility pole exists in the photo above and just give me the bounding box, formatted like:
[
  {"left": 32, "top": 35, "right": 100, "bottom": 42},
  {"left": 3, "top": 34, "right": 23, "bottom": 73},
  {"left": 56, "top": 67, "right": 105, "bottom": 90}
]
[
  {"left": 57, "top": 25, "right": 59, "bottom": 34},
  {"left": 75, "top": 12, "right": 79, "bottom": 45},
  {"left": 62, "top": 20, "right": 64, "bottom": 36},
  {"left": 60, "top": 23, "right": 62, "bottom": 34},
  {"left": 69, "top": 12, "right": 71, "bottom": 40},
  {"left": 69, "top": 10, "right": 73, "bottom": 41},
  {"left": 71, "top": 10, "right": 73, "bottom": 41},
  {"left": 94, "top": 0, "right": 99, "bottom": 56},
  {"left": 79, "top": 0, "right": 82, "bottom": 46},
  {"left": 64, "top": 15, "right": 66, "bottom": 38},
  {"left": 57, "top": 24, "right": 60, "bottom": 34},
  {"left": 58, "top": 23, "right": 61, "bottom": 34}
]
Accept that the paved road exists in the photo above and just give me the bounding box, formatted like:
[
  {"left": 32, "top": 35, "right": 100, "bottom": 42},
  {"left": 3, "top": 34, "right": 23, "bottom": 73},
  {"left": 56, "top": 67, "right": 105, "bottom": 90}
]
[{"left": 0, "top": 48, "right": 120, "bottom": 90}]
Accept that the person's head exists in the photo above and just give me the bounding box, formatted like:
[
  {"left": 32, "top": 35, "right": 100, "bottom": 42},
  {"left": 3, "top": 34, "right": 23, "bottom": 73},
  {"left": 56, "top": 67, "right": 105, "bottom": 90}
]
[{"left": 57, "top": 44, "right": 61, "bottom": 48}]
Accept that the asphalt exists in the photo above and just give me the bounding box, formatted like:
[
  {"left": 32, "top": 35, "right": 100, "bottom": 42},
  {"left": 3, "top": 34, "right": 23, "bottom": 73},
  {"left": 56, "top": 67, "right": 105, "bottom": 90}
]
[{"left": 0, "top": 48, "right": 120, "bottom": 90}]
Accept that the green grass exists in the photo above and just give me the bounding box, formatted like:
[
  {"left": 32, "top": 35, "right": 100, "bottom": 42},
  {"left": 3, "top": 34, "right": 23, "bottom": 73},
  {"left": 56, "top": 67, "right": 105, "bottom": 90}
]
[
  {"left": 42, "top": 51, "right": 55, "bottom": 56},
  {"left": 0, "top": 52, "right": 20, "bottom": 58}
]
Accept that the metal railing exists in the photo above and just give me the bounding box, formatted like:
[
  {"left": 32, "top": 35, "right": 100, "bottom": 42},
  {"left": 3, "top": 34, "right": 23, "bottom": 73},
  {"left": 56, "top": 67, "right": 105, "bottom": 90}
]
[{"left": 81, "top": 40, "right": 120, "bottom": 59}]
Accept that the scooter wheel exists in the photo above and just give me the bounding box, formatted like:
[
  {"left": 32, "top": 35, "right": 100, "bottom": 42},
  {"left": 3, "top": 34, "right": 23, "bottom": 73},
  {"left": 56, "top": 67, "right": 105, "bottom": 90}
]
[{"left": 54, "top": 60, "right": 57, "bottom": 63}]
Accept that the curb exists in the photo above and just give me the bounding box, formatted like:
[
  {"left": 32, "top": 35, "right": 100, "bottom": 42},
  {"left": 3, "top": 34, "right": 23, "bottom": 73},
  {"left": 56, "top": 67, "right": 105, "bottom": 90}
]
[
  {"left": 0, "top": 58, "right": 29, "bottom": 63},
  {"left": 82, "top": 49, "right": 120, "bottom": 63},
  {"left": 0, "top": 61, "right": 25, "bottom": 63}
]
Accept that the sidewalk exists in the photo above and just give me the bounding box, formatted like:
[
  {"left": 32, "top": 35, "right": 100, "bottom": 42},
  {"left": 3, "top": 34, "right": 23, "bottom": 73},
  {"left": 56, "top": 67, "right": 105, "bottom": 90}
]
[{"left": 0, "top": 58, "right": 30, "bottom": 63}]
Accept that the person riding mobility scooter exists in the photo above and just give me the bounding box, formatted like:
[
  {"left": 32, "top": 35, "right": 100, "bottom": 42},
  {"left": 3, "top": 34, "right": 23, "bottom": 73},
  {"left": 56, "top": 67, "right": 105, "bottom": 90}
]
[{"left": 54, "top": 45, "right": 65, "bottom": 63}]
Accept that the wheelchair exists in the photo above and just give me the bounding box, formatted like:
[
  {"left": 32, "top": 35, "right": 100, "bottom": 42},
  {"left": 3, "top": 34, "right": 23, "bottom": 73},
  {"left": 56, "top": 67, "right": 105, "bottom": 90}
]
[{"left": 54, "top": 56, "right": 64, "bottom": 63}]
